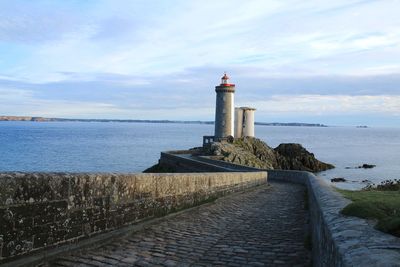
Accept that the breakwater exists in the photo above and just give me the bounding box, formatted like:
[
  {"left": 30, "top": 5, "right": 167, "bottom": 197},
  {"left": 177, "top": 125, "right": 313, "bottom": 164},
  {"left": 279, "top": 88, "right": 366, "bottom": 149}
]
[{"left": 0, "top": 171, "right": 267, "bottom": 264}]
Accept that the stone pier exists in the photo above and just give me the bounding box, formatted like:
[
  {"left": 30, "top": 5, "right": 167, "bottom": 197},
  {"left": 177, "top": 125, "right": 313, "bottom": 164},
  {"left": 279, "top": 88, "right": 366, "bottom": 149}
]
[{"left": 51, "top": 181, "right": 310, "bottom": 266}]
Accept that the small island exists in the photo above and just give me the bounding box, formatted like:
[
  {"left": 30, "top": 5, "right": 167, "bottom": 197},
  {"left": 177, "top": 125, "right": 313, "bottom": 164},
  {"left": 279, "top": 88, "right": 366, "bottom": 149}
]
[
  {"left": 146, "top": 74, "right": 334, "bottom": 174},
  {"left": 146, "top": 136, "right": 334, "bottom": 173}
]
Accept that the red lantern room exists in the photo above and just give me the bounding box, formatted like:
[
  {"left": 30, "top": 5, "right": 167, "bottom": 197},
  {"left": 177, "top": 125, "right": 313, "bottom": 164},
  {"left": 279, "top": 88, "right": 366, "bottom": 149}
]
[{"left": 220, "top": 72, "right": 234, "bottom": 86}]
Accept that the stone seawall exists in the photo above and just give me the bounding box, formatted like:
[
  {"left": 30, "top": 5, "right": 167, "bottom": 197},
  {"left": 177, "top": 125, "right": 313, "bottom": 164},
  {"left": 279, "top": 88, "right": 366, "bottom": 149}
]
[
  {"left": 268, "top": 170, "right": 400, "bottom": 266},
  {"left": 0, "top": 171, "right": 267, "bottom": 264}
]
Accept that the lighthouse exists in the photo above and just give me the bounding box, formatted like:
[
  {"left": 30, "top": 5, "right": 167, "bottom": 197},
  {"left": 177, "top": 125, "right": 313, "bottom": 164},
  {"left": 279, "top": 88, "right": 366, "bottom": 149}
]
[
  {"left": 214, "top": 73, "right": 235, "bottom": 140},
  {"left": 203, "top": 73, "right": 256, "bottom": 147}
]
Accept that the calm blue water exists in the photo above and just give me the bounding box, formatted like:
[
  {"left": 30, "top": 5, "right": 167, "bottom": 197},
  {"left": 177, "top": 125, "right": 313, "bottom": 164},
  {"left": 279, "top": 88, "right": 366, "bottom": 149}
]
[
  {"left": 0, "top": 121, "right": 399, "bottom": 189},
  {"left": 256, "top": 126, "right": 400, "bottom": 189}
]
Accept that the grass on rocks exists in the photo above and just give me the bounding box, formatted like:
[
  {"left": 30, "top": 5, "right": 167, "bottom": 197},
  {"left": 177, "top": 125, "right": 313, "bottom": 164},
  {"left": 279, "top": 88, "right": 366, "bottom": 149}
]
[{"left": 338, "top": 180, "right": 400, "bottom": 237}]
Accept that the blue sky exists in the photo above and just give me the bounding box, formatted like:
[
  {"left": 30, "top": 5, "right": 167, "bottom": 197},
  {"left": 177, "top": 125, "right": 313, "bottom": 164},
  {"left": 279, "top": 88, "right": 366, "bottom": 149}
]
[{"left": 0, "top": 0, "right": 399, "bottom": 126}]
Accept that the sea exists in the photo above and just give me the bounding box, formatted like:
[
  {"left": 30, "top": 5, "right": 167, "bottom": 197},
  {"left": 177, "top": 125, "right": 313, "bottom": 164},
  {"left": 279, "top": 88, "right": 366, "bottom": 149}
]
[{"left": 0, "top": 121, "right": 399, "bottom": 190}]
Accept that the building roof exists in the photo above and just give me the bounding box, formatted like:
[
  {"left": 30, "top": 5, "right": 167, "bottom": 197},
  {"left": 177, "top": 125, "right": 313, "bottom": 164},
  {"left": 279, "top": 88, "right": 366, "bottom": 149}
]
[
  {"left": 239, "top": 106, "right": 256, "bottom": 111},
  {"left": 221, "top": 73, "right": 230, "bottom": 80}
]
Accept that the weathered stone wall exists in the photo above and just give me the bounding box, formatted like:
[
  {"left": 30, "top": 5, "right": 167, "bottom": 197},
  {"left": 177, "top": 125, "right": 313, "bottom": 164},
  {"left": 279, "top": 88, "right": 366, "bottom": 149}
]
[
  {"left": 0, "top": 171, "right": 267, "bottom": 263},
  {"left": 268, "top": 170, "right": 400, "bottom": 266}
]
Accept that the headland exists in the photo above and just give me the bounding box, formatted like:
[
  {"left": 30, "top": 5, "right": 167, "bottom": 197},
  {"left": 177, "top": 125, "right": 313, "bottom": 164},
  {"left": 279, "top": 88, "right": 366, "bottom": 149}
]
[{"left": 0, "top": 115, "right": 328, "bottom": 127}]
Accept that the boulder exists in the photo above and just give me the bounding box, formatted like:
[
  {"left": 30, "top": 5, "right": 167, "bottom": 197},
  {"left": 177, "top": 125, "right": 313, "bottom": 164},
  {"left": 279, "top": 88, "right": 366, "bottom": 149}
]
[
  {"left": 274, "top": 143, "right": 335, "bottom": 172},
  {"left": 359, "top": 164, "right": 376, "bottom": 169},
  {"left": 331, "top": 177, "right": 347, "bottom": 182},
  {"left": 346, "top": 164, "right": 376, "bottom": 169}
]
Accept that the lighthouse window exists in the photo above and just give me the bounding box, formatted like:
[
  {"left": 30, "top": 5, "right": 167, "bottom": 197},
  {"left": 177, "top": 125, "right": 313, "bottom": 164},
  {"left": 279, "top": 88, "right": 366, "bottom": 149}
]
[
  {"left": 223, "top": 96, "right": 226, "bottom": 101},
  {"left": 223, "top": 108, "right": 226, "bottom": 113},
  {"left": 222, "top": 120, "right": 225, "bottom": 126}
]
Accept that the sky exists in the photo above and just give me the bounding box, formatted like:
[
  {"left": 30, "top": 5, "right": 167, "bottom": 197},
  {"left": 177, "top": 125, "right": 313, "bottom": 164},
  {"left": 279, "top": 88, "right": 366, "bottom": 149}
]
[{"left": 0, "top": 0, "right": 399, "bottom": 126}]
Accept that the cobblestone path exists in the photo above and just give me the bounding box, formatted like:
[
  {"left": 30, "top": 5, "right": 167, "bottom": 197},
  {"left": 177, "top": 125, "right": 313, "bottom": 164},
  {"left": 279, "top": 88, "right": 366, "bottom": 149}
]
[{"left": 51, "top": 181, "right": 310, "bottom": 266}]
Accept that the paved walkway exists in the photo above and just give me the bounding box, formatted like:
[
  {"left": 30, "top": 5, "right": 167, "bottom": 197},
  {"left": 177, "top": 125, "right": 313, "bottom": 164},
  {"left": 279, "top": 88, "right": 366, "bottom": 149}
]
[{"left": 51, "top": 182, "right": 310, "bottom": 266}]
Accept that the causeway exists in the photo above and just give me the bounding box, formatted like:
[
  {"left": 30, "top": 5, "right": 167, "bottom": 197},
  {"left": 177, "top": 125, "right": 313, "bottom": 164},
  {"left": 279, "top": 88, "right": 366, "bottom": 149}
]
[{"left": 51, "top": 181, "right": 311, "bottom": 266}]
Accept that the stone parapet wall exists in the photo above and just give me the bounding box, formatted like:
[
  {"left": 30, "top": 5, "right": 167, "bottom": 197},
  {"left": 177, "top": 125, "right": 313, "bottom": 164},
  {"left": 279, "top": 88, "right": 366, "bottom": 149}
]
[
  {"left": 0, "top": 171, "right": 267, "bottom": 263},
  {"left": 268, "top": 170, "right": 400, "bottom": 266}
]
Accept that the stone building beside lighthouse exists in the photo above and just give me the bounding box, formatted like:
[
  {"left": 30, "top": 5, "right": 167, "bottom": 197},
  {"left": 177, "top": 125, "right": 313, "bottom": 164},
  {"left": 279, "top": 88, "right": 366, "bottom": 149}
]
[{"left": 235, "top": 107, "right": 256, "bottom": 138}]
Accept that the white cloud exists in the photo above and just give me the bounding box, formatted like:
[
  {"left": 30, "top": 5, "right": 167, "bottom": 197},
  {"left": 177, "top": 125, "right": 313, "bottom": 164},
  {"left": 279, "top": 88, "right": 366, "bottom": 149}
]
[
  {"left": 0, "top": 1, "right": 399, "bottom": 125},
  {"left": 0, "top": 88, "right": 34, "bottom": 101},
  {"left": 309, "top": 32, "right": 400, "bottom": 54},
  {"left": 2, "top": 0, "right": 400, "bottom": 82},
  {"left": 245, "top": 95, "right": 400, "bottom": 116},
  {"left": 0, "top": 87, "right": 125, "bottom": 118},
  {"left": 360, "top": 65, "right": 400, "bottom": 75}
]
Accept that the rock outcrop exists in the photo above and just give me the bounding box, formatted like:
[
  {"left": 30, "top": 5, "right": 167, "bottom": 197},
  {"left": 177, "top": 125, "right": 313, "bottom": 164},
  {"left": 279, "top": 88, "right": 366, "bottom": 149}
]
[
  {"left": 331, "top": 177, "right": 347, "bottom": 183},
  {"left": 210, "top": 141, "right": 276, "bottom": 169},
  {"left": 274, "top": 143, "right": 334, "bottom": 172},
  {"left": 209, "top": 137, "right": 334, "bottom": 172},
  {"left": 359, "top": 164, "right": 376, "bottom": 169}
]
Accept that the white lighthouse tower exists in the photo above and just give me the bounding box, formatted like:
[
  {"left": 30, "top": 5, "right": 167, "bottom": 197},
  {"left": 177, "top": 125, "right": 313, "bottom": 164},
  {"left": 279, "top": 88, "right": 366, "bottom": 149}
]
[
  {"left": 203, "top": 73, "right": 257, "bottom": 147},
  {"left": 214, "top": 73, "right": 235, "bottom": 140}
]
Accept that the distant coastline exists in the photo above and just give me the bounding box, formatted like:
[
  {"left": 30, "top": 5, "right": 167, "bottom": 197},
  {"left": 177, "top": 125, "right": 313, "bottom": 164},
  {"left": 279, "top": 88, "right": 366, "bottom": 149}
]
[{"left": 0, "top": 115, "right": 328, "bottom": 127}]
